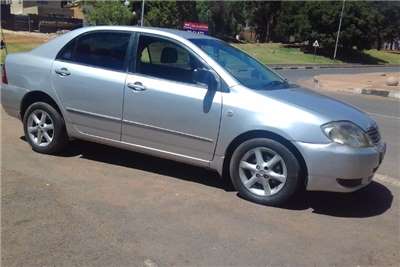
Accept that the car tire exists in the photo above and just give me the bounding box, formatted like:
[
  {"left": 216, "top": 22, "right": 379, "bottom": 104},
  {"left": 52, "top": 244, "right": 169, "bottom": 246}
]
[
  {"left": 229, "top": 138, "right": 301, "bottom": 206},
  {"left": 23, "top": 102, "right": 68, "bottom": 154}
]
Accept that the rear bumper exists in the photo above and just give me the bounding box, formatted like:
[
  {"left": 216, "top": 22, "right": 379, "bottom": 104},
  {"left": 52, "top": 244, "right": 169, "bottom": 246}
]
[
  {"left": 1, "top": 83, "right": 24, "bottom": 119},
  {"left": 294, "top": 141, "right": 386, "bottom": 192}
]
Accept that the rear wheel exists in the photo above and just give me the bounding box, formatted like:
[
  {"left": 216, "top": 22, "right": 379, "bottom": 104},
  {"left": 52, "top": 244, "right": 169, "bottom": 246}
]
[
  {"left": 23, "top": 102, "right": 68, "bottom": 154},
  {"left": 229, "top": 138, "right": 301, "bottom": 206}
]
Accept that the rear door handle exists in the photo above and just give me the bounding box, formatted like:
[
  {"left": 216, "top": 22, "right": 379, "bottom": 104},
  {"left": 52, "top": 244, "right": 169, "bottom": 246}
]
[
  {"left": 127, "top": 82, "right": 146, "bottom": 92},
  {"left": 55, "top": 67, "right": 71, "bottom": 76}
]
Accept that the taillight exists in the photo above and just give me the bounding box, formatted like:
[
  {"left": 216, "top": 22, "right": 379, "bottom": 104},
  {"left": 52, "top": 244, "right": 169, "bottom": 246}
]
[{"left": 1, "top": 64, "right": 7, "bottom": 84}]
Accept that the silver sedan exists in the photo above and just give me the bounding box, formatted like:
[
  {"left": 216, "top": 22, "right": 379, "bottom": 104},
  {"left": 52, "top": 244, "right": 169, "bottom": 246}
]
[{"left": 1, "top": 26, "right": 386, "bottom": 206}]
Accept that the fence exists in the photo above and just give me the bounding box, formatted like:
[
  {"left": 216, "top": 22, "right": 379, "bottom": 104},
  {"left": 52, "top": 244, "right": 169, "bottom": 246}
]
[{"left": 3, "top": 14, "right": 82, "bottom": 33}]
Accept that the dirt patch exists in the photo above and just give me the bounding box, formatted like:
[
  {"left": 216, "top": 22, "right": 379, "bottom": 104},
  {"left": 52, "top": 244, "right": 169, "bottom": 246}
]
[
  {"left": 2, "top": 29, "right": 54, "bottom": 44},
  {"left": 299, "top": 72, "right": 400, "bottom": 94}
]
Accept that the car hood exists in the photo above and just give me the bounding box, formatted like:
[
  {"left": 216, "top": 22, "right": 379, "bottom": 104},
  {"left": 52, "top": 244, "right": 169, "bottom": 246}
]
[{"left": 260, "top": 87, "right": 375, "bottom": 130}]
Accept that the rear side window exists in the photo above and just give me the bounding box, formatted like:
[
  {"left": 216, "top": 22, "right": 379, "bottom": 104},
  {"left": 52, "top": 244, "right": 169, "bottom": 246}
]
[{"left": 57, "top": 31, "right": 131, "bottom": 72}]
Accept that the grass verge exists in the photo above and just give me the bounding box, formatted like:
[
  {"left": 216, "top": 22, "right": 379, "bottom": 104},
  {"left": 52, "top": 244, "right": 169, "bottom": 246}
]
[{"left": 234, "top": 43, "right": 399, "bottom": 65}]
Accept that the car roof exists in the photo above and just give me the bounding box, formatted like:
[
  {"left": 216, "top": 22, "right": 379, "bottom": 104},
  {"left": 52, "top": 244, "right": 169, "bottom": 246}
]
[
  {"left": 30, "top": 25, "right": 218, "bottom": 60},
  {"left": 145, "top": 27, "right": 216, "bottom": 40},
  {"left": 81, "top": 25, "right": 216, "bottom": 40}
]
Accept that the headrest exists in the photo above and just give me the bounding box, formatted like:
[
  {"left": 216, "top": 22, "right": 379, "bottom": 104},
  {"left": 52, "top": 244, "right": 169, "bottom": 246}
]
[{"left": 160, "top": 47, "right": 178, "bottom": 64}]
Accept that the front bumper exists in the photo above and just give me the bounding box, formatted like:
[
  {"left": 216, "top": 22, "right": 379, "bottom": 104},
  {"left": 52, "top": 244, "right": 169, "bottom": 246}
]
[{"left": 294, "top": 141, "right": 386, "bottom": 192}]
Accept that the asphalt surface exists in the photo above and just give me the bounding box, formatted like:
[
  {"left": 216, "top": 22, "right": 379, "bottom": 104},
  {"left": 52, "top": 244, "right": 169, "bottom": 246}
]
[{"left": 2, "top": 69, "right": 400, "bottom": 266}]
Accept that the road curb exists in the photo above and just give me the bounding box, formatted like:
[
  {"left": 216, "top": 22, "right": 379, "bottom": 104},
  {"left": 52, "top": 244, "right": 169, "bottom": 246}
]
[
  {"left": 360, "top": 88, "right": 400, "bottom": 99},
  {"left": 271, "top": 64, "right": 400, "bottom": 70}
]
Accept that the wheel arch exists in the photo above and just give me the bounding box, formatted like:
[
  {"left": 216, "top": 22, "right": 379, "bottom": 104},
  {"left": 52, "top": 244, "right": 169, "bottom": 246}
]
[
  {"left": 20, "top": 91, "right": 63, "bottom": 119},
  {"left": 222, "top": 130, "right": 308, "bottom": 187}
]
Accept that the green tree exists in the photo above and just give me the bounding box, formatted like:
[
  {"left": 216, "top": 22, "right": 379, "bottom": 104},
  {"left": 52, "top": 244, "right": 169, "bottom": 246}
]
[
  {"left": 274, "top": 2, "right": 309, "bottom": 43},
  {"left": 176, "top": 1, "right": 198, "bottom": 26},
  {"left": 246, "top": 1, "right": 282, "bottom": 42},
  {"left": 207, "top": 1, "right": 245, "bottom": 38},
  {"left": 145, "top": 1, "right": 178, "bottom": 27},
  {"left": 83, "top": 0, "right": 133, "bottom": 26},
  {"left": 371, "top": 1, "right": 400, "bottom": 50},
  {"left": 275, "top": 1, "right": 400, "bottom": 52}
]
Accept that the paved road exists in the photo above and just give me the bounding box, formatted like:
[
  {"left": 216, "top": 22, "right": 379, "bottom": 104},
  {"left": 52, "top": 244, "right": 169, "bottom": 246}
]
[{"left": 2, "top": 95, "right": 399, "bottom": 266}]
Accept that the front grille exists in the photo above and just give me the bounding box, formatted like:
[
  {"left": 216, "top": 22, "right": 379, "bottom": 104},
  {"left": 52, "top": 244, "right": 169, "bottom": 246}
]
[{"left": 366, "top": 126, "right": 381, "bottom": 145}]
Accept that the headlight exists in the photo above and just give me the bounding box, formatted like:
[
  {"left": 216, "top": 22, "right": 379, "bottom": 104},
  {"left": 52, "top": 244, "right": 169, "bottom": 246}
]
[{"left": 321, "top": 121, "right": 373, "bottom": 148}]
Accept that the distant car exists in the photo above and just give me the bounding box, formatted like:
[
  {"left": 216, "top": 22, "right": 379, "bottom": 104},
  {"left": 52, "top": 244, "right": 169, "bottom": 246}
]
[{"left": 1, "top": 26, "right": 386, "bottom": 206}]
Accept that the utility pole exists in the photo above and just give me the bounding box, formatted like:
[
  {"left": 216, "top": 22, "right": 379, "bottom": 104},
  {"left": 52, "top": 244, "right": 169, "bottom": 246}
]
[
  {"left": 333, "top": 0, "right": 345, "bottom": 60},
  {"left": 1, "top": 27, "right": 8, "bottom": 55},
  {"left": 140, "top": 0, "right": 145, "bottom": 27}
]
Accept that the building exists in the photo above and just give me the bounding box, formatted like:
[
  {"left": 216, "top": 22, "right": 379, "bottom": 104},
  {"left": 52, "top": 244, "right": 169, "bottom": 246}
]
[
  {"left": 2, "top": 0, "right": 83, "bottom": 32},
  {"left": 10, "top": 0, "right": 74, "bottom": 18}
]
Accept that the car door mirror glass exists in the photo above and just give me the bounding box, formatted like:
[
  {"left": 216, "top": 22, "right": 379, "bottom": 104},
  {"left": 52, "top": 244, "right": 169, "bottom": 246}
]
[{"left": 193, "top": 68, "right": 219, "bottom": 91}]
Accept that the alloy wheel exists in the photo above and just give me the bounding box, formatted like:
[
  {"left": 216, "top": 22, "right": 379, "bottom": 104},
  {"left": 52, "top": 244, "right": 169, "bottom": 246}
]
[
  {"left": 239, "top": 147, "right": 287, "bottom": 196},
  {"left": 27, "top": 109, "right": 54, "bottom": 147}
]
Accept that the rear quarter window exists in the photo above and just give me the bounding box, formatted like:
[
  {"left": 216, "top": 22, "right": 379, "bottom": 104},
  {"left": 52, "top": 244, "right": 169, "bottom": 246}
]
[{"left": 56, "top": 39, "right": 76, "bottom": 61}]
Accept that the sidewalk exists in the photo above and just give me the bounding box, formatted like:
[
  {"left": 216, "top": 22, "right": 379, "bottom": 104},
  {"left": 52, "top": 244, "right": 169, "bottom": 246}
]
[{"left": 298, "top": 72, "right": 400, "bottom": 99}]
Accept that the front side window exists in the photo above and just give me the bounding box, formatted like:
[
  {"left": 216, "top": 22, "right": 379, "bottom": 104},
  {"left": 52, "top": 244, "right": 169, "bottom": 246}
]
[
  {"left": 58, "top": 31, "right": 131, "bottom": 71},
  {"left": 190, "top": 38, "right": 288, "bottom": 90},
  {"left": 135, "top": 35, "right": 204, "bottom": 84}
]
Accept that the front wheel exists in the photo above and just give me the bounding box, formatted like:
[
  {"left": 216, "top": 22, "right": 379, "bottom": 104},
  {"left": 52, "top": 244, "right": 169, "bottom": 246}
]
[
  {"left": 23, "top": 102, "right": 68, "bottom": 154},
  {"left": 229, "top": 138, "right": 301, "bottom": 206}
]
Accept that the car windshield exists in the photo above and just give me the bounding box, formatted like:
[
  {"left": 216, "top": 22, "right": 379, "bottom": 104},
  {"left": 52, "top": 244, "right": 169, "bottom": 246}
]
[{"left": 189, "top": 38, "right": 288, "bottom": 90}]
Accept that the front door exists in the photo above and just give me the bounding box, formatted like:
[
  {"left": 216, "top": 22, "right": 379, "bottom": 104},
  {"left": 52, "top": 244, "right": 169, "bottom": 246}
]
[
  {"left": 52, "top": 31, "right": 131, "bottom": 140},
  {"left": 122, "top": 34, "right": 222, "bottom": 162}
]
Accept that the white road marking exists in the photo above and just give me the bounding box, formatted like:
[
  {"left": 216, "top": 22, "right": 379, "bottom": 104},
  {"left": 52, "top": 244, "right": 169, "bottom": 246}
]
[
  {"left": 368, "top": 112, "right": 400, "bottom": 120},
  {"left": 374, "top": 173, "right": 400, "bottom": 187}
]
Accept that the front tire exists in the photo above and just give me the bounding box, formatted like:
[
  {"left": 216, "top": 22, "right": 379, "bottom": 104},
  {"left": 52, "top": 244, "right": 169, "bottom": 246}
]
[
  {"left": 23, "top": 102, "right": 68, "bottom": 154},
  {"left": 229, "top": 138, "right": 301, "bottom": 206}
]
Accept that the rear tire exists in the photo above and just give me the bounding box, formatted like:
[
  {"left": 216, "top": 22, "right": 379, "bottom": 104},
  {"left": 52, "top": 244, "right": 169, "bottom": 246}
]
[
  {"left": 23, "top": 102, "right": 68, "bottom": 154},
  {"left": 229, "top": 138, "right": 301, "bottom": 206}
]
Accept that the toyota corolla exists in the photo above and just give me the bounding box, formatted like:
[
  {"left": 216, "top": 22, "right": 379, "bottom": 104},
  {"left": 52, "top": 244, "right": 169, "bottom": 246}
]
[{"left": 1, "top": 26, "right": 386, "bottom": 206}]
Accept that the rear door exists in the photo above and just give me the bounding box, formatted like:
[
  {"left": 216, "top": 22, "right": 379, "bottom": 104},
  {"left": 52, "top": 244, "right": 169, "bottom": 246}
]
[
  {"left": 121, "top": 34, "right": 223, "bottom": 162},
  {"left": 51, "top": 31, "right": 132, "bottom": 140}
]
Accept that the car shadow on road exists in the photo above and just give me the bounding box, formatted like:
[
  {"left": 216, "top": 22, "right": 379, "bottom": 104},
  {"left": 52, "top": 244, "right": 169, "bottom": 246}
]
[
  {"left": 26, "top": 138, "right": 393, "bottom": 218},
  {"left": 57, "top": 139, "right": 234, "bottom": 192},
  {"left": 282, "top": 182, "right": 393, "bottom": 218}
]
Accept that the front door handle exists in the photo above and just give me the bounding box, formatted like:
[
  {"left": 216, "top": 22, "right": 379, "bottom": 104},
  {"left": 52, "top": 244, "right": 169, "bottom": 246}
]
[
  {"left": 55, "top": 67, "right": 71, "bottom": 77},
  {"left": 127, "top": 82, "right": 146, "bottom": 92}
]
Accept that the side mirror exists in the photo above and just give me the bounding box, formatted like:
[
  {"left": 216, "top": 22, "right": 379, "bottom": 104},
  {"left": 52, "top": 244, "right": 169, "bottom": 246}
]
[
  {"left": 193, "top": 68, "right": 220, "bottom": 91},
  {"left": 0, "top": 40, "right": 5, "bottom": 50}
]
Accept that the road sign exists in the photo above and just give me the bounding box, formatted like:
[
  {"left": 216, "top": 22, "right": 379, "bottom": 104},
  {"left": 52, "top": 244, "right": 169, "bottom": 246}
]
[{"left": 313, "top": 40, "right": 319, "bottom": 61}]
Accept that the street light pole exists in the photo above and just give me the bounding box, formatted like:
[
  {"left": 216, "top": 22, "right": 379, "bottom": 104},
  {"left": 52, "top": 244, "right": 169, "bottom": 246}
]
[
  {"left": 333, "top": 0, "right": 345, "bottom": 60},
  {"left": 140, "top": 0, "right": 145, "bottom": 27}
]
